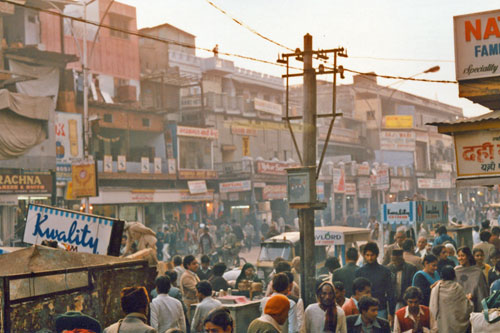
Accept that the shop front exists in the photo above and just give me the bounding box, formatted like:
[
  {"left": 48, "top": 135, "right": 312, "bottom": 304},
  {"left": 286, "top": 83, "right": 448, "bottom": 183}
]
[
  {"left": 0, "top": 171, "right": 55, "bottom": 245},
  {"left": 89, "top": 188, "right": 214, "bottom": 230}
]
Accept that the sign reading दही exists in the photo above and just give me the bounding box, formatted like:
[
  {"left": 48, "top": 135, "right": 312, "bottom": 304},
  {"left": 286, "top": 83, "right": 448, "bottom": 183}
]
[{"left": 454, "top": 130, "right": 500, "bottom": 177}]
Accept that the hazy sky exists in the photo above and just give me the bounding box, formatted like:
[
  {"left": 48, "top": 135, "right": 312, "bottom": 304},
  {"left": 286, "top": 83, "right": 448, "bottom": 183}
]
[{"left": 119, "top": 0, "right": 500, "bottom": 117}]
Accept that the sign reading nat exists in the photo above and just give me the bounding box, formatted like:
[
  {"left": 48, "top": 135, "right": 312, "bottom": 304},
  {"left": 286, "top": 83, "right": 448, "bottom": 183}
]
[{"left": 23, "top": 204, "right": 117, "bottom": 255}]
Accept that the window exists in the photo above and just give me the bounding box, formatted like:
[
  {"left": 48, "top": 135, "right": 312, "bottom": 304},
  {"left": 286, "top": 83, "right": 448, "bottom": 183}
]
[
  {"left": 103, "top": 114, "right": 113, "bottom": 123},
  {"left": 367, "top": 110, "right": 376, "bottom": 120},
  {"left": 142, "top": 118, "right": 150, "bottom": 127},
  {"left": 109, "top": 14, "right": 130, "bottom": 39}
]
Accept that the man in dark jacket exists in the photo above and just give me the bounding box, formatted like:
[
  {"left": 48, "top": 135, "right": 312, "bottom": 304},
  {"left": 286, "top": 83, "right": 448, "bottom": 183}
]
[
  {"left": 346, "top": 296, "right": 391, "bottom": 333},
  {"left": 388, "top": 249, "right": 418, "bottom": 309},
  {"left": 331, "top": 247, "right": 359, "bottom": 298},
  {"left": 355, "top": 242, "right": 395, "bottom": 325}
]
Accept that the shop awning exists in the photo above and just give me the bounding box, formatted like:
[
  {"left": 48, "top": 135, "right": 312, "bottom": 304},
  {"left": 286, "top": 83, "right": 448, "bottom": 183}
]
[{"left": 0, "top": 89, "right": 52, "bottom": 160}]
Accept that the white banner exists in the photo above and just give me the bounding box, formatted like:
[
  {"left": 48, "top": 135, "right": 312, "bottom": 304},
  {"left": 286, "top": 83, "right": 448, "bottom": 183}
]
[
  {"left": 141, "top": 157, "right": 150, "bottom": 174},
  {"left": 380, "top": 131, "right": 416, "bottom": 151},
  {"left": 454, "top": 10, "right": 500, "bottom": 81},
  {"left": 55, "top": 112, "right": 83, "bottom": 163},
  {"left": 219, "top": 180, "right": 251, "bottom": 193},
  {"left": 103, "top": 155, "right": 112, "bottom": 173},
  {"left": 154, "top": 157, "right": 162, "bottom": 174},
  {"left": 358, "top": 177, "right": 372, "bottom": 198},
  {"left": 188, "top": 180, "right": 208, "bottom": 194},
  {"left": 314, "top": 230, "right": 345, "bottom": 245},
  {"left": 454, "top": 130, "right": 500, "bottom": 177},
  {"left": 117, "top": 155, "right": 127, "bottom": 172},
  {"left": 23, "top": 204, "right": 114, "bottom": 254}
]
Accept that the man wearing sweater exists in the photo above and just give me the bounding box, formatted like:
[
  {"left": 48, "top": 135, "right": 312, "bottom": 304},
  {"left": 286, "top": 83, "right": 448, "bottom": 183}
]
[
  {"left": 248, "top": 294, "right": 290, "bottom": 333},
  {"left": 354, "top": 242, "right": 395, "bottom": 325}
]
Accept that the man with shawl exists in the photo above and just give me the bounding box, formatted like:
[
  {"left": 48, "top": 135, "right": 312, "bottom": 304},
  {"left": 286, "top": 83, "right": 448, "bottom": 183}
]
[
  {"left": 430, "top": 265, "right": 473, "bottom": 333},
  {"left": 303, "top": 281, "right": 347, "bottom": 332}
]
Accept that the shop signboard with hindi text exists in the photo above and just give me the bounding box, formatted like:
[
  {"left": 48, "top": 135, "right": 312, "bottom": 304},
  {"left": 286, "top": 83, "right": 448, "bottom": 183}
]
[
  {"left": 23, "top": 204, "right": 123, "bottom": 255},
  {"left": 219, "top": 180, "right": 251, "bottom": 193},
  {"left": 380, "top": 131, "right": 416, "bottom": 151},
  {"left": 188, "top": 180, "right": 208, "bottom": 194},
  {"left": 263, "top": 185, "right": 287, "bottom": 200},
  {"left": 454, "top": 130, "right": 500, "bottom": 177},
  {"left": 358, "top": 177, "right": 372, "bottom": 198},
  {"left": 256, "top": 161, "right": 292, "bottom": 175}
]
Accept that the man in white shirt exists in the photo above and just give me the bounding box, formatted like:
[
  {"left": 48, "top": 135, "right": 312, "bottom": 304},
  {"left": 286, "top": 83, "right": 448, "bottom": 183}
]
[
  {"left": 304, "top": 281, "right": 347, "bottom": 333},
  {"left": 150, "top": 275, "right": 186, "bottom": 332},
  {"left": 191, "top": 281, "right": 222, "bottom": 332},
  {"left": 260, "top": 273, "right": 298, "bottom": 333}
]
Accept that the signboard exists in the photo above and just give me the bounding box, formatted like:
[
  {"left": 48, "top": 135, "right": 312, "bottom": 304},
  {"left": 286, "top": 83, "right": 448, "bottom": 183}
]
[
  {"left": 188, "top": 180, "right": 208, "bottom": 194},
  {"left": 55, "top": 112, "right": 83, "bottom": 163},
  {"left": 417, "top": 178, "right": 452, "bottom": 189},
  {"left": 178, "top": 169, "right": 217, "bottom": 180},
  {"left": 454, "top": 10, "right": 500, "bottom": 81},
  {"left": 380, "top": 131, "right": 416, "bottom": 151},
  {"left": 345, "top": 182, "right": 357, "bottom": 196},
  {"left": 317, "top": 182, "right": 325, "bottom": 200},
  {"left": 332, "top": 168, "right": 345, "bottom": 193},
  {"left": 168, "top": 158, "right": 177, "bottom": 175},
  {"left": 287, "top": 167, "right": 316, "bottom": 205},
  {"left": 358, "top": 177, "right": 372, "bottom": 198},
  {"left": 180, "top": 191, "right": 214, "bottom": 202},
  {"left": 104, "top": 155, "right": 112, "bottom": 173},
  {"left": 372, "top": 166, "right": 390, "bottom": 191},
  {"left": 72, "top": 160, "right": 98, "bottom": 197},
  {"left": 0, "top": 171, "right": 53, "bottom": 194},
  {"left": 416, "top": 201, "right": 448, "bottom": 224},
  {"left": 219, "top": 180, "right": 251, "bottom": 193},
  {"left": 231, "top": 125, "right": 257, "bottom": 136},
  {"left": 256, "top": 161, "right": 291, "bottom": 175},
  {"left": 141, "top": 157, "right": 150, "bottom": 174},
  {"left": 454, "top": 130, "right": 500, "bottom": 177},
  {"left": 383, "top": 115, "right": 413, "bottom": 129},
  {"left": 154, "top": 157, "right": 162, "bottom": 174},
  {"left": 357, "top": 163, "right": 370, "bottom": 176},
  {"left": 56, "top": 164, "right": 72, "bottom": 182},
  {"left": 242, "top": 136, "right": 250, "bottom": 156},
  {"left": 23, "top": 204, "right": 123, "bottom": 255},
  {"left": 314, "top": 230, "right": 345, "bottom": 245},
  {"left": 382, "top": 201, "right": 416, "bottom": 225},
  {"left": 253, "top": 98, "right": 282, "bottom": 116},
  {"left": 177, "top": 126, "right": 218, "bottom": 140},
  {"left": 117, "top": 155, "right": 126, "bottom": 172},
  {"left": 263, "top": 184, "right": 287, "bottom": 200}
]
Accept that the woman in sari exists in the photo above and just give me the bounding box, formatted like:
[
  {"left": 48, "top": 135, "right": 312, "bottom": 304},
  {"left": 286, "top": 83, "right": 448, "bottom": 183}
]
[
  {"left": 430, "top": 265, "right": 473, "bottom": 333},
  {"left": 454, "top": 246, "right": 489, "bottom": 312}
]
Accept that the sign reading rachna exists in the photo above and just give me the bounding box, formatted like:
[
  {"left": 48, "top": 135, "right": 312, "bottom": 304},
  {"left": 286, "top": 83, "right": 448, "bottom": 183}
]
[{"left": 23, "top": 204, "right": 122, "bottom": 255}]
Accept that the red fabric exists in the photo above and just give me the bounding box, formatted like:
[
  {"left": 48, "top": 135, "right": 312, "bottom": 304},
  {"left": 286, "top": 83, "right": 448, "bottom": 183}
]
[
  {"left": 395, "top": 305, "right": 430, "bottom": 332},
  {"left": 342, "top": 298, "right": 359, "bottom": 316}
]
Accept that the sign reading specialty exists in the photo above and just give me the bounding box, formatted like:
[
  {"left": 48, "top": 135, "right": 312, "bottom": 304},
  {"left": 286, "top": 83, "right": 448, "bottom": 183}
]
[{"left": 23, "top": 204, "right": 123, "bottom": 255}]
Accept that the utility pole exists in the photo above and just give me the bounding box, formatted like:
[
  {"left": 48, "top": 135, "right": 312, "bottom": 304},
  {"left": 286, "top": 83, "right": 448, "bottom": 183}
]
[
  {"left": 279, "top": 35, "right": 347, "bottom": 307},
  {"left": 301, "top": 34, "right": 317, "bottom": 306}
]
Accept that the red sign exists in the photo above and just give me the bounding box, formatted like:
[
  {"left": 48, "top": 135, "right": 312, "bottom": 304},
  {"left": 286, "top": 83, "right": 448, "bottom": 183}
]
[
  {"left": 178, "top": 169, "right": 218, "bottom": 180},
  {"left": 177, "top": 126, "right": 218, "bottom": 139},
  {"left": 263, "top": 185, "right": 287, "bottom": 200},
  {"left": 256, "top": 161, "right": 297, "bottom": 175}
]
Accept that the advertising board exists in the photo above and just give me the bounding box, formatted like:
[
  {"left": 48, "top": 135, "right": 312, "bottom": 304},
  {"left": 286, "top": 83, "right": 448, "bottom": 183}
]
[
  {"left": 314, "top": 230, "right": 345, "bottom": 246},
  {"left": 454, "top": 130, "right": 500, "bottom": 177},
  {"left": 23, "top": 204, "right": 123, "bottom": 255}
]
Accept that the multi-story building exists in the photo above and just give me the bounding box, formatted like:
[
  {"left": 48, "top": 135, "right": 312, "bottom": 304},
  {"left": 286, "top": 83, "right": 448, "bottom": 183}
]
[{"left": 291, "top": 73, "right": 462, "bottom": 224}]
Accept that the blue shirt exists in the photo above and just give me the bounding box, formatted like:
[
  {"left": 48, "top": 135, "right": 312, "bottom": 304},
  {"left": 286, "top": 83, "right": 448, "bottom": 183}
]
[{"left": 491, "top": 279, "right": 500, "bottom": 294}]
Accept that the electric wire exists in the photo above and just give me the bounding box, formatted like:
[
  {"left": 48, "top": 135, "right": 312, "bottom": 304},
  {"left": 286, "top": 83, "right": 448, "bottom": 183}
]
[
  {"left": 204, "top": 0, "right": 294, "bottom": 51},
  {"left": 2, "top": 0, "right": 457, "bottom": 84}
]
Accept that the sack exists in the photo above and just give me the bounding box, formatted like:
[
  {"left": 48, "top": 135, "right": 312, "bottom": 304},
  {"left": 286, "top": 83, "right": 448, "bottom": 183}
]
[
  {"left": 482, "top": 289, "right": 500, "bottom": 323},
  {"left": 471, "top": 312, "right": 500, "bottom": 332}
]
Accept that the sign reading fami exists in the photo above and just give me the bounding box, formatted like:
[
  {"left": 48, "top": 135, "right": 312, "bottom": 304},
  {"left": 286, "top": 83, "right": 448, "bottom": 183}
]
[{"left": 0, "top": 173, "right": 52, "bottom": 194}]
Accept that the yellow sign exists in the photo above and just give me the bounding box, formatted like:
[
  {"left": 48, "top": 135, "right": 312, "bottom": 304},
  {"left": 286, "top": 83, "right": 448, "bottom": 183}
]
[
  {"left": 384, "top": 115, "right": 413, "bottom": 129},
  {"left": 242, "top": 136, "right": 250, "bottom": 156},
  {"left": 72, "top": 161, "right": 98, "bottom": 197}
]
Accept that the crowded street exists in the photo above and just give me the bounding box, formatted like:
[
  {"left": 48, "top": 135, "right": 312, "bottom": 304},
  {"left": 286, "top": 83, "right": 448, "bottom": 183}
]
[{"left": 2, "top": 0, "right": 500, "bottom": 332}]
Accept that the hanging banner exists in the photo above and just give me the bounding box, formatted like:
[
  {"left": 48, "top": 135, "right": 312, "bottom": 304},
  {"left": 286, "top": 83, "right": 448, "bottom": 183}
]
[
  {"left": 72, "top": 160, "right": 98, "bottom": 197},
  {"left": 141, "top": 157, "right": 150, "bottom": 174},
  {"left": 345, "top": 183, "right": 357, "bottom": 196},
  {"left": 103, "top": 155, "right": 113, "bottom": 173},
  {"left": 358, "top": 177, "right": 372, "bottom": 198},
  {"left": 154, "top": 157, "right": 162, "bottom": 174},
  {"left": 332, "top": 168, "right": 345, "bottom": 193},
  {"left": 188, "top": 180, "right": 208, "bottom": 194},
  {"left": 117, "top": 155, "right": 127, "bottom": 172},
  {"left": 23, "top": 204, "right": 123, "bottom": 255},
  {"left": 168, "top": 158, "right": 177, "bottom": 175},
  {"left": 242, "top": 136, "right": 250, "bottom": 156}
]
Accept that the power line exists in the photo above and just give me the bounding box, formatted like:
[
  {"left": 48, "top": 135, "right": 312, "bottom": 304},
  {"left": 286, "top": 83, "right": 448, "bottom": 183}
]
[
  {"left": 349, "top": 56, "right": 454, "bottom": 63},
  {"left": 204, "top": 0, "right": 294, "bottom": 52},
  {"left": 343, "top": 68, "right": 457, "bottom": 84},
  {"left": 2, "top": 0, "right": 457, "bottom": 85}
]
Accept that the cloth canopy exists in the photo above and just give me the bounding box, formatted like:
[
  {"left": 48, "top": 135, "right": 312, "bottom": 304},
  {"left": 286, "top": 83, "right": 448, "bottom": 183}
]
[{"left": 0, "top": 89, "right": 52, "bottom": 160}]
